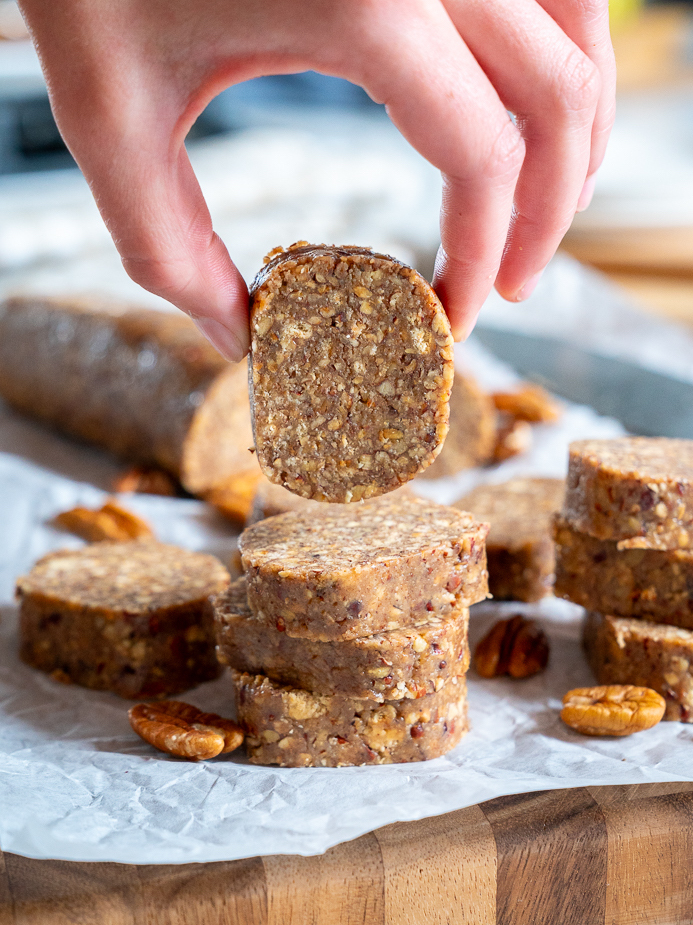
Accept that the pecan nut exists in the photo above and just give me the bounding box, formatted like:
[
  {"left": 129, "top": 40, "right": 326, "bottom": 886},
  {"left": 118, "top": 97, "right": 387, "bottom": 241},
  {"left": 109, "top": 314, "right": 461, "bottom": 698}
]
[
  {"left": 113, "top": 466, "right": 179, "bottom": 496},
  {"left": 205, "top": 469, "right": 264, "bottom": 524},
  {"left": 492, "top": 384, "right": 560, "bottom": 424},
  {"left": 561, "top": 685, "right": 666, "bottom": 736},
  {"left": 129, "top": 701, "right": 244, "bottom": 759},
  {"left": 492, "top": 416, "right": 533, "bottom": 462},
  {"left": 474, "top": 615, "right": 549, "bottom": 679},
  {"left": 52, "top": 500, "right": 154, "bottom": 542}
]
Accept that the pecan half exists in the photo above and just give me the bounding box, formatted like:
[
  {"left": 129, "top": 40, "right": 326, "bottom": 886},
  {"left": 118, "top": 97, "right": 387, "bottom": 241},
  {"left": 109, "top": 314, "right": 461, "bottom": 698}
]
[
  {"left": 113, "top": 466, "right": 180, "bottom": 497},
  {"left": 129, "top": 701, "right": 244, "bottom": 759},
  {"left": 492, "top": 384, "right": 560, "bottom": 424},
  {"left": 561, "top": 685, "right": 666, "bottom": 736},
  {"left": 492, "top": 415, "right": 532, "bottom": 462},
  {"left": 205, "top": 469, "right": 264, "bottom": 524},
  {"left": 52, "top": 500, "right": 154, "bottom": 542},
  {"left": 474, "top": 615, "right": 549, "bottom": 679}
]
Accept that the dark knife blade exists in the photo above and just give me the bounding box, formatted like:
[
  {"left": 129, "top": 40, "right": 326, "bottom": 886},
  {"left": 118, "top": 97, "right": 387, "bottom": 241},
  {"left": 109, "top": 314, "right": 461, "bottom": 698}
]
[{"left": 473, "top": 326, "right": 693, "bottom": 439}]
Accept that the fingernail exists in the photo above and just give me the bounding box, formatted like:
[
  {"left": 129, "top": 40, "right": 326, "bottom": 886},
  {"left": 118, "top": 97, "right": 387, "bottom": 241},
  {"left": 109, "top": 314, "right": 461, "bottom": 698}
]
[
  {"left": 193, "top": 317, "right": 245, "bottom": 362},
  {"left": 576, "top": 174, "right": 597, "bottom": 213},
  {"left": 514, "top": 270, "right": 543, "bottom": 302}
]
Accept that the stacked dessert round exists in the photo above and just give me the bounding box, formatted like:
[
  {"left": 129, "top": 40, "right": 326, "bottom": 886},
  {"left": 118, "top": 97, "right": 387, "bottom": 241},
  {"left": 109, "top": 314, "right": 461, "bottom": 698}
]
[
  {"left": 213, "top": 493, "right": 489, "bottom": 766},
  {"left": 555, "top": 437, "right": 693, "bottom": 721}
]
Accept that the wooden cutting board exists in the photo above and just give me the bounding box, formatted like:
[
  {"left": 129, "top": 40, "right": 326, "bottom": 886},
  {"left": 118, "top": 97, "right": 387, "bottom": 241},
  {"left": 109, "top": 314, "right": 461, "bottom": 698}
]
[{"left": 2, "top": 781, "right": 693, "bottom": 924}]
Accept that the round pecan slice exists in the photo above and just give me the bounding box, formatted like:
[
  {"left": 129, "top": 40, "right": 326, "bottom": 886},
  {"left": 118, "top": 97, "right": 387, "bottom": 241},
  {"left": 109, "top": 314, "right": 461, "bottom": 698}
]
[
  {"left": 129, "top": 701, "right": 244, "bottom": 759},
  {"left": 560, "top": 685, "right": 666, "bottom": 737}
]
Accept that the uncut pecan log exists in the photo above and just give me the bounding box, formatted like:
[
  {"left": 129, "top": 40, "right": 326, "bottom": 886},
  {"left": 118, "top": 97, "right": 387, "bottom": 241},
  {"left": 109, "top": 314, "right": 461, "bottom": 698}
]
[{"left": 0, "top": 295, "right": 255, "bottom": 494}]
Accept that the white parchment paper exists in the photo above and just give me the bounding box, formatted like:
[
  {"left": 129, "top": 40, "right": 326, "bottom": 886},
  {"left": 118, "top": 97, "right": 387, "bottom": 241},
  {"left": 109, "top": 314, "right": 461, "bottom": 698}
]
[{"left": 3, "top": 336, "right": 693, "bottom": 866}]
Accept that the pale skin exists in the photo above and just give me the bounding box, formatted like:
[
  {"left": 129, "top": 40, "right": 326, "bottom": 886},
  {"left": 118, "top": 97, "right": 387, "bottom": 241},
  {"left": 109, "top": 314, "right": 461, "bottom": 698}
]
[{"left": 17, "top": 0, "right": 615, "bottom": 360}]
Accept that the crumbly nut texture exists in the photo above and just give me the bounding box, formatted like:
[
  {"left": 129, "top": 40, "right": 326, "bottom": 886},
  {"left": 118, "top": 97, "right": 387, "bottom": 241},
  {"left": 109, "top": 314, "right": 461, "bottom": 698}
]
[
  {"left": 214, "top": 575, "right": 469, "bottom": 702},
  {"left": 564, "top": 438, "right": 693, "bottom": 550},
  {"left": 248, "top": 243, "right": 455, "bottom": 502},
  {"left": 554, "top": 514, "right": 693, "bottom": 628},
  {"left": 16, "top": 541, "right": 229, "bottom": 698},
  {"left": 240, "top": 494, "right": 488, "bottom": 641},
  {"left": 456, "top": 478, "right": 565, "bottom": 602},
  {"left": 474, "top": 615, "right": 549, "bottom": 679},
  {"left": 419, "top": 372, "right": 497, "bottom": 479},
  {"left": 129, "top": 701, "right": 244, "bottom": 759},
  {"left": 52, "top": 500, "right": 154, "bottom": 543},
  {"left": 234, "top": 670, "right": 468, "bottom": 766},
  {"left": 561, "top": 682, "right": 666, "bottom": 735},
  {"left": 583, "top": 611, "right": 693, "bottom": 722},
  {"left": 0, "top": 296, "right": 255, "bottom": 494}
]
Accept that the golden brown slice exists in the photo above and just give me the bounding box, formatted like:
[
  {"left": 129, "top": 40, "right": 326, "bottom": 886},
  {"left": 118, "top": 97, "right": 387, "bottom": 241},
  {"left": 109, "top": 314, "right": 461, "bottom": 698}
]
[
  {"left": 419, "top": 372, "right": 497, "bottom": 478},
  {"left": 456, "top": 478, "right": 565, "bottom": 602},
  {"left": 129, "top": 701, "right": 244, "bottom": 759},
  {"left": 560, "top": 684, "right": 666, "bottom": 736},
  {"left": 554, "top": 514, "right": 693, "bottom": 628},
  {"left": 16, "top": 541, "right": 229, "bottom": 698},
  {"left": 0, "top": 296, "right": 255, "bottom": 494},
  {"left": 248, "top": 243, "right": 454, "bottom": 502},
  {"left": 214, "top": 575, "right": 470, "bottom": 702},
  {"left": 564, "top": 437, "right": 693, "bottom": 550},
  {"left": 583, "top": 611, "right": 693, "bottom": 722},
  {"left": 52, "top": 500, "right": 154, "bottom": 542},
  {"left": 234, "top": 670, "right": 468, "bottom": 767},
  {"left": 240, "top": 493, "right": 488, "bottom": 641}
]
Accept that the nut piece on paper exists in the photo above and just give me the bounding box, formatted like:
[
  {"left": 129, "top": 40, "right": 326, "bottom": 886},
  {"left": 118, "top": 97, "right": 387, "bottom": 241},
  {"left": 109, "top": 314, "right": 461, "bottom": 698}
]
[
  {"left": 112, "top": 466, "right": 180, "bottom": 497},
  {"left": 129, "top": 701, "right": 244, "bottom": 760},
  {"left": 560, "top": 685, "right": 666, "bottom": 736},
  {"left": 474, "top": 615, "right": 549, "bottom": 679},
  {"left": 52, "top": 500, "right": 154, "bottom": 542},
  {"left": 492, "top": 416, "right": 533, "bottom": 463},
  {"left": 492, "top": 384, "right": 561, "bottom": 424}
]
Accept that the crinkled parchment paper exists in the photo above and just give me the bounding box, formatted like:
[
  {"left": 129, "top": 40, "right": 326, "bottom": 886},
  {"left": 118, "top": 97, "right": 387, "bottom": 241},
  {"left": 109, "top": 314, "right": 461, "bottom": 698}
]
[{"left": 3, "top": 336, "right": 693, "bottom": 866}]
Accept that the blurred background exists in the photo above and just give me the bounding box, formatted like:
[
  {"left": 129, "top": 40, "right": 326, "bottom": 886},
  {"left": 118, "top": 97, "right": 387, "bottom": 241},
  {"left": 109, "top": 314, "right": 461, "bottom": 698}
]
[{"left": 1, "top": 0, "right": 693, "bottom": 389}]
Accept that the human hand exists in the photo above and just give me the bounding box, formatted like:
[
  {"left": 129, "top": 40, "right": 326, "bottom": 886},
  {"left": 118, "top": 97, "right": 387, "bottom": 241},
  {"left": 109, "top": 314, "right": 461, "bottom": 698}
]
[{"left": 18, "top": 0, "right": 614, "bottom": 357}]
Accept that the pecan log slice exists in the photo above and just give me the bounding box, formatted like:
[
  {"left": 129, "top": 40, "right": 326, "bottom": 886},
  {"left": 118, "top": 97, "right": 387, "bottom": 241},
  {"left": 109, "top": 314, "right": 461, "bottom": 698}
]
[{"left": 129, "top": 701, "right": 244, "bottom": 759}]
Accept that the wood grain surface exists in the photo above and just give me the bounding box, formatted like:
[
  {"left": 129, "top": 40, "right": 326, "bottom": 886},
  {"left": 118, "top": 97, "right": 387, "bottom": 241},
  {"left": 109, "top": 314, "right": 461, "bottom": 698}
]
[{"left": 3, "top": 783, "right": 693, "bottom": 924}]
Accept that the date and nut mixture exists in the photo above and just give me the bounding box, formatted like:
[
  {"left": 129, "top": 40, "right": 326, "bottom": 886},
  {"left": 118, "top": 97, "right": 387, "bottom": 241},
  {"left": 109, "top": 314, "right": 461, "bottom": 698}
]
[
  {"left": 456, "top": 477, "right": 565, "bottom": 602},
  {"left": 554, "top": 514, "right": 693, "bottom": 629},
  {"left": 564, "top": 437, "right": 693, "bottom": 550},
  {"left": 0, "top": 296, "right": 256, "bottom": 495},
  {"left": 233, "top": 669, "right": 468, "bottom": 767},
  {"left": 419, "top": 372, "right": 497, "bottom": 479},
  {"left": 213, "top": 575, "right": 469, "bottom": 702},
  {"left": 583, "top": 610, "right": 693, "bottom": 723},
  {"left": 560, "top": 684, "right": 666, "bottom": 736},
  {"left": 248, "top": 243, "right": 455, "bottom": 502},
  {"left": 240, "top": 494, "right": 488, "bottom": 641},
  {"left": 16, "top": 541, "right": 229, "bottom": 699}
]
